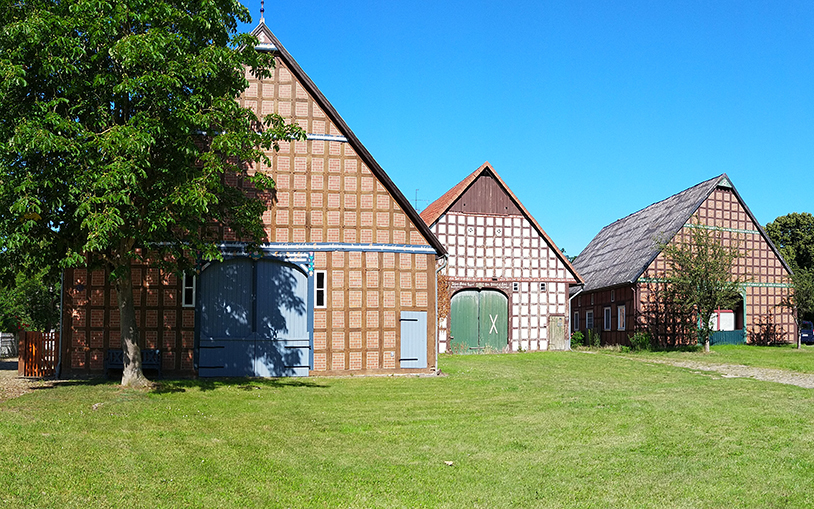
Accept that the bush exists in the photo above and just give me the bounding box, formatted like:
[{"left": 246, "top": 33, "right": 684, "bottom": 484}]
[
  {"left": 570, "top": 331, "right": 584, "bottom": 347},
  {"left": 587, "top": 328, "right": 601, "bottom": 347},
  {"left": 749, "top": 315, "right": 786, "bottom": 346},
  {"left": 629, "top": 331, "right": 652, "bottom": 351}
]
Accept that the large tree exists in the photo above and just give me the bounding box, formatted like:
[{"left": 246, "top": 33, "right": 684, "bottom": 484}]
[
  {"left": 766, "top": 212, "right": 814, "bottom": 272},
  {"left": 766, "top": 213, "right": 814, "bottom": 347},
  {"left": 660, "top": 225, "right": 745, "bottom": 353},
  {"left": 0, "top": 0, "right": 304, "bottom": 386},
  {"left": 0, "top": 269, "right": 61, "bottom": 334}
]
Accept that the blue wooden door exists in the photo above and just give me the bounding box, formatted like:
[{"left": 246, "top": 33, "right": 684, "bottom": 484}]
[
  {"left": 255, "top": 260, "right": 310, "bottom": 377},
  {"left": 198, "top": 258, "right": 310, "bottom": 377},
  {"left": 198, "top": 258, "right": 256, "bottom": 377},
  {"left": 400, "top": 311, "right": 427, "bottom": 369}
]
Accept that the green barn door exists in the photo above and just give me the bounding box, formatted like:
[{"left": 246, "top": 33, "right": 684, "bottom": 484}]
[
  {"left": 479, "top": 290, "right": 508, "bottom": 352},
  {"left": 450, "top": 290, "right": 479, "bottom": 353},
  {"left": 450, "top": 289, "right": 508, "bottom": 353}
]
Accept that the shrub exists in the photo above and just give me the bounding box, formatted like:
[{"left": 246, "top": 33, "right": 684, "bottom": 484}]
[
  {"left": 570, "top": 331, "right": 584, "bottom": 347},
  {"left": 587, "top": 328, "right": 601, "bottom": 347},
  {"left": 749, "top": 315, "right": 786, "bottom": 346},
  {"left": 629, "top": 331, "right": 652, "bottom": 351}
]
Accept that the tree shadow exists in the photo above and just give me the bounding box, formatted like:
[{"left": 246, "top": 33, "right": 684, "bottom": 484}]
[
  {"left": 198, "top": 258, "right": 308, "bottom": 377},
  {"left": 151, "top": 377, "right": 329, "bottom": 395}
]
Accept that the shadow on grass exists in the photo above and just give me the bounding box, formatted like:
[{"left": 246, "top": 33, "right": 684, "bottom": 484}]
[{"left": 151, "top": 377, "right": 330, "bottom": 395}]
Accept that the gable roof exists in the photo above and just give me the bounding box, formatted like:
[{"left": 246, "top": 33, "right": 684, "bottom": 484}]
[
  {"left": 421, "top": 162, "right": 582, "bottom": 284},
  {"left": 250, "top": 22, "right": 445, "bottom": 256},
  {"left": 572, "top": 174, "right": 792, "bottom": 292}
]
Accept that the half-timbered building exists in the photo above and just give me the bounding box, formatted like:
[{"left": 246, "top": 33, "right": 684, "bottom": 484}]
[
  {"left": 59, "top": 19, "right": 445, "bottom": 378},
  {"left": 572, "top": 174, "right": 795, "bottom": 346},
  {"left": 421, "top": 162, "right": 582, "bottom": 353}
]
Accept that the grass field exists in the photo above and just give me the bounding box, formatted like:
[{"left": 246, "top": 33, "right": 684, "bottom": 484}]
[
  {"left": 607, "top": 343, "right": 814, "bottom": 373},
  {"left": 3, "top": 351, "right": 814, "bottom": 508}
]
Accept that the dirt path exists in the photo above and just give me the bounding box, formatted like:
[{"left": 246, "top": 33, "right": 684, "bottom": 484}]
[
  {"left": 0, "top": 358, "right": 59, "bottom": 403},
  {"left": 629, "top": 356, "right": 814, "bottom": 389}
]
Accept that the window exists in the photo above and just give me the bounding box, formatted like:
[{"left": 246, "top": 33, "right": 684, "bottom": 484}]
[
  {"left": 586, "top": 310, "right": 594, "bottom": 331},
  {"left": 611, "top": 289, "right": 615, "bottom": 302},
  {"left": 577, "top": 295, "right": 581, "bottom": 307},
  {"left": 182, "top": 272, "right": 196, "bottom": 308},
  {"left": 315, "top": 270, "right": 327, "bottom": 308},
  {"left": 591, "top": 294, "right": 594, "bottom": 305},
  {"left": 540, "top": 282, "right": 547, "bottom": 292},
  {"left": 573, "top": 311, "right": 579, "bottom": 332},
  {"left": 512, "top": 282, "right": 519, "bottom": 292},
  {"left": 603, "top": 307, "right": 612, "bottom": 331},
  {"left": 617, "top": 305, "right": 626, "bottom": 331}
]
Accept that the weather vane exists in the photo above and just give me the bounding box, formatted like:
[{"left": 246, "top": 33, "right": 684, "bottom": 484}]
[{"left": 260, "top": 0, "right": 265, "bottom": 22}]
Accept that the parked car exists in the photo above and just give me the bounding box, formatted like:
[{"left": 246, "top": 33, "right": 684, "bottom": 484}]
[{"left": 801, "top": 321, "right": 814, "bottom": 345}]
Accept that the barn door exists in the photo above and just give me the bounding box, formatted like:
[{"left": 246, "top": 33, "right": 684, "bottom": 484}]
[
  {"left": 399, "top": 311, "right": 427, "bottom": 368},
  {"left": 450, "top": 290, "right": 480, "bottom": 353},
  {"left": 255, "top": 260, "right": 310, "bottom": 377},
  {"left": 450, "top": 289, "right": 508, "bottom": 353},
  {"left": 479, "top": 290, "right": 508, "bottom": 352},
  {"left": 198, "top": 258, "right": 256, "bottom": 377},
  {"left": 548, "top": 315, "right": 566, "bottom": 350},
  {"left": 198, "top": 258, "right": 309, "bottom": 377}
]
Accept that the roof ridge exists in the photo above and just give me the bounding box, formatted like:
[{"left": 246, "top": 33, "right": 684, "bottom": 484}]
[{"left": 597, "top": 174, "right": 724, "bottom": 234}]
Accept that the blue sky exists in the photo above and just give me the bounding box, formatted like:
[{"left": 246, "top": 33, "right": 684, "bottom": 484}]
[{"left": 237, "top": 0, "right": 814, "bottom": 256}]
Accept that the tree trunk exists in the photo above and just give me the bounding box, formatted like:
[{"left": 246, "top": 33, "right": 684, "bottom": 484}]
[{"left": 115, "top": 264, "right": 151, "bottom": 388}]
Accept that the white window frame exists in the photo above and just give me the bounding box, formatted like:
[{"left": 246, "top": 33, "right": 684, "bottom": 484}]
[
  {"left": 617, "top": 304, "right": 626, "bottom": 331},
  {"left": 573, "top": 311, "right": 579, "bottom": 332},
  {"left": 512, "top": 282, "right": 519, "bottom": 292},
  {"left": 182, "top": 272, "right": 196, "bottom": 308},
  {"left": 315, "top": 270, "right": 327, "bottom": 309},
  {"left": 540, "top": 282, "right": 547, "bottom": 292},
  {"left": 586, "top": 310, "right": 594, "bottom": 331},
  {"left": 603, "top": 307, "right": 612, "bottom": 331}
]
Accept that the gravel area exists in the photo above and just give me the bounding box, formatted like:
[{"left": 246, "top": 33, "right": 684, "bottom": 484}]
[
  {"left": 0, "top": 358, "right": 60, "bottom": 403},
  {"left": 629, "top": 356, "right": 814, "bottom": 389}
]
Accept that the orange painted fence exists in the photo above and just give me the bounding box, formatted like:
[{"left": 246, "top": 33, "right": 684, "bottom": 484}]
[{"left": 18, "top": 331, "right": 57, "bottom": 377}]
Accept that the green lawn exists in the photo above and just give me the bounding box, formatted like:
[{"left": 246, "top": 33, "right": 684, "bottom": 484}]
[
  {"left": 610, "top": 343, "right": 814, "bottom": 373},
  {"left": 3, "top": 352, "right": 814, "bottom": 508}
]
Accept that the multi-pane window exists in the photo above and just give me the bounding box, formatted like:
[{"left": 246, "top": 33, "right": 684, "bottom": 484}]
[
  {"left": 573, "top": 312, "right": 579, "bottom": 332},
  {"left": 617, "top": 305, "right": 626, "bottom": 331},
  {"left": 603, "top": 307, "right": 612, "bottom": 331},
  {"left": 586, "top": 310, "right": 594, "bottom": 331},
  {"left": 182, "top": 272, "right": 196, "bottom": 308},
  {"left": 315, "top": 270, "right": 327, "bottom": 308}
]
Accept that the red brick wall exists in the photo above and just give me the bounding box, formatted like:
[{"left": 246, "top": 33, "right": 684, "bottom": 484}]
[{"left": 62, "top": 257, "right": 195, "bottom": 376}]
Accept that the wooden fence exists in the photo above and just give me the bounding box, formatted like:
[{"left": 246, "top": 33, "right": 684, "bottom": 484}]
[
  {"left": 710, "top": 329, "right": 746, "bottom": 346},
  {"left": 19, "top": 331, "right": 57, "bottom": 377}
]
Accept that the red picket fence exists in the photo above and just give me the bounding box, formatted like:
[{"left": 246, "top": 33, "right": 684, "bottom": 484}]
[{"left": 19, "top": 331, "right": 57, "bottom": 377}]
